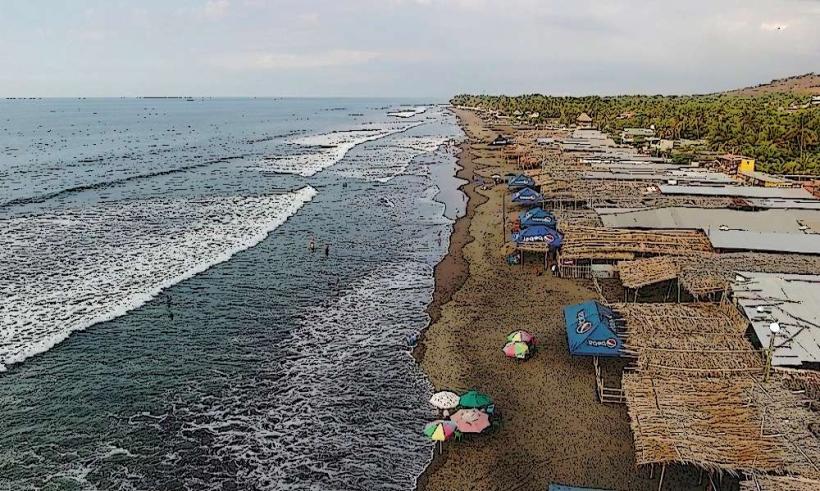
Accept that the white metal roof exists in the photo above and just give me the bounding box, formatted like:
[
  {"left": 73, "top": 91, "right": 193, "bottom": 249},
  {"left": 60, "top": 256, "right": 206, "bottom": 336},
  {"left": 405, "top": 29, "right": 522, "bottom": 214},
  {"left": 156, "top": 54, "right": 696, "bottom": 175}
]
[
  {"left": 733, "top": 272, "right": 820, "bottom": 367},
  {"left": 708, "top": 230, "right": 820, "bottom": 254},
  {"left": 598, "top": 207, "right": 820, "bottom": 234},
  {"left": 658, "top": 184, "right": 817, "bottom": 200}
]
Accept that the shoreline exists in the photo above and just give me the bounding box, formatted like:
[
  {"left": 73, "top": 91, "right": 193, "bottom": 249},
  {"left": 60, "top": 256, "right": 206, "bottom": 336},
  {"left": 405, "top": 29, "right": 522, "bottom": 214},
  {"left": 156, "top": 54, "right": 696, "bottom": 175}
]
[
  {"left": 412, "top": 108, "right": 699, "bottom": 490},
  {"left": 412, "top": 108, "right": 486, "bottom": 490}
]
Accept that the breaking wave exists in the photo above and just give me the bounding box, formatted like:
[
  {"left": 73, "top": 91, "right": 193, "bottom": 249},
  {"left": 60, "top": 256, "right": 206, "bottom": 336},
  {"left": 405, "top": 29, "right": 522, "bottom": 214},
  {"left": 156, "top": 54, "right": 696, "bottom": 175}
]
[
  {"left": 0, "top": 187, "right": 317, "bottom": 372},
  {"left": 165, "top": 261, "right": 435, "bottom": 490},
  {"left": 260, "top": 122, "right": 422, "bottom": 176}
]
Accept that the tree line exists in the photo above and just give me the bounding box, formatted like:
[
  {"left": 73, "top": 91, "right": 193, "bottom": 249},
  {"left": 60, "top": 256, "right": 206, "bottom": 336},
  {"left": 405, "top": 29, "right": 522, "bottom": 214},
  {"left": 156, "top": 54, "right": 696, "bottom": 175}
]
[{"left": 451, "top": 93, "right": 820, "bottom": 175}]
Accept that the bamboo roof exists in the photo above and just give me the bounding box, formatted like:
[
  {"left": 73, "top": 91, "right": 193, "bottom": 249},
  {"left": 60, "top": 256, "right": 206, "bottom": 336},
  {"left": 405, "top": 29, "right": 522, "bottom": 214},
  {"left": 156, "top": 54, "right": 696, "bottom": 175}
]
[
  {"left": 740, "top": 476, "right": 820, "bottom": 491},
  {"left": 618, "top": 256, "right": 680, "bottom": 289},
  {"left": 615, "top": 302, "right": 761, "bottom": 377},
  {"left": 558, "top": 226, "right": 713, "bottom": 260},
  {"left": 623, "top": 370, "right": 820, "bottom": 479}
]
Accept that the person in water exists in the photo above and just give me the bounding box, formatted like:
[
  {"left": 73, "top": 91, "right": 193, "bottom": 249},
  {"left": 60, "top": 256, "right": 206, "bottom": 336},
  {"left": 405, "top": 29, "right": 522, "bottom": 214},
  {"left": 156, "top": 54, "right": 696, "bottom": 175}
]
[
  {"left": 309, "top": 237, "right": 315, "bottom": 253},
  {"left": 324, "top": 244, "right": 330, "bottom": 257}
]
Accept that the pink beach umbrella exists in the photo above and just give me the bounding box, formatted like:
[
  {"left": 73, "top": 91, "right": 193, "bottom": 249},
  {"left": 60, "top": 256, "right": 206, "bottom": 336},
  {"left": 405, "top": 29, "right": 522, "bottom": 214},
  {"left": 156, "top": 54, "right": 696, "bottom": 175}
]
[
  {"left": 450, "top": 408, "right": 491, "bottom": 434},
  {"left": 506, "top": 330, "right": 535, "bottom": 344},
  {"left": 503, "top": 341, "right": 531, "bottom": 359}
]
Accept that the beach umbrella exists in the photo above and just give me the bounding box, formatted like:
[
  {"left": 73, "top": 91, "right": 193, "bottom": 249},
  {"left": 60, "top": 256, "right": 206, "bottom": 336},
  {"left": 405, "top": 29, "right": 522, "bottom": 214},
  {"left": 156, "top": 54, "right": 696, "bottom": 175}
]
[
  {"left": 429, "top": 391, "right": 460, "bottom": 410},
  {"left": 423, "top": 420, "right": 457, "bottom": 442},
  {"left": 506, "top": 330, "right": 535, "bottom": 344},
  {"left": 503, "top": 341, "right": 530, "bottom": 359},
  {"left": 450, "top": 409, "right": 491, "bottom": 434},
  {"left": 459, "top": 390, "right": 492, "bottom": 409}
]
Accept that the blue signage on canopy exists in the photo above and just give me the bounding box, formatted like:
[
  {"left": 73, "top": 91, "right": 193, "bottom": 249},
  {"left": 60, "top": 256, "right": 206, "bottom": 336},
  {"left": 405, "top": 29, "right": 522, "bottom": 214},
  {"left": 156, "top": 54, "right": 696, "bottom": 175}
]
[
  {"left": 511, "top": 187, "right": 543, "bottom": 204},
  {"left": 507, "top": 174, "right": 535, "bottom": 189},
  {"left": 519, "top": 208, "right": 557, "bottom": 228},
  {"left": 563, "top": 301, "right": 622, "bottom": 357},
  {"left": 511, "top": 225, "right": 563, "bottom": 248}
]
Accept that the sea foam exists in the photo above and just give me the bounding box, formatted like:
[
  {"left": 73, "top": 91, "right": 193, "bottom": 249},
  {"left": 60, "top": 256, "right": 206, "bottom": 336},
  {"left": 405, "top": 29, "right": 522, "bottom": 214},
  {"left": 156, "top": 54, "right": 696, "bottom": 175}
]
[
  {"left": 260, "top": 122, "right": 422, "bottom": 176},
  {"left": 0, "top": 187, "right": 317, "bottom": 372}
]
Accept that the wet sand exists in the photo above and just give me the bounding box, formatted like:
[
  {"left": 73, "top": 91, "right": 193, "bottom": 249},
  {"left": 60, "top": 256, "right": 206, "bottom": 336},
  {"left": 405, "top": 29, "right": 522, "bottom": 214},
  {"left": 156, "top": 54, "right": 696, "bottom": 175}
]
[{"left": 415, "top": 109, "right": 701, "bottom": 491}]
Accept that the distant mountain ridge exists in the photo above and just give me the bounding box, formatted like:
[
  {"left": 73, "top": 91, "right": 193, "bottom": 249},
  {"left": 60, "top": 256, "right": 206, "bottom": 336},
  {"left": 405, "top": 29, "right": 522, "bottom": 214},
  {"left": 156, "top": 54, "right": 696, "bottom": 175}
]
[{"left": 722, "top": 73, "right": 820, "bottom": 96}]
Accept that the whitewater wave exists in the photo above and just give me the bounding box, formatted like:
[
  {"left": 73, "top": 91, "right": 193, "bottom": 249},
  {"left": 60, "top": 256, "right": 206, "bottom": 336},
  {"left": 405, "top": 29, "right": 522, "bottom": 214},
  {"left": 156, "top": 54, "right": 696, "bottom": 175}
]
[
  {"left": 387, "top": 106, "right": 428, "bottom": 118},
  {"left": 0, "top": 187, "right": 317, "bottom": 372},
  {"left": 260, "top": 122, "right": 423, "bottom": 176},
  {"left": 168, "top": 262, "right": 435, "bottom": 490},
  {"left": 338, "top": 134, "right": 452, "bottom": 183}
]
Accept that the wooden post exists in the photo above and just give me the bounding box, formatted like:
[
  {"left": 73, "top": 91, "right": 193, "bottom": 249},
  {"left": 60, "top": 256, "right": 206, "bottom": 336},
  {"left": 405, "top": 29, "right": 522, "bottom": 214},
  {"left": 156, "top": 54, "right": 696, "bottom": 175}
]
[
  {"left": 634, "top": 287, "right": 640, "bottom": 303},
  {"left": 501, "top": 192, "right": 506, "bottom": 245},
  {"left": 657, "top": 464, "right": 666, "bottom": 491}
]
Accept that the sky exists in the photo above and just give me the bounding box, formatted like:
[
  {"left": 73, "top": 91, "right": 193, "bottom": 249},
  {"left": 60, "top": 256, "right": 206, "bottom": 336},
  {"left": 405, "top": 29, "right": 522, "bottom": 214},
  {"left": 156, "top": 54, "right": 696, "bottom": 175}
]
[{"left": 1, "top": 0, "right": 818, "bottom": 97}]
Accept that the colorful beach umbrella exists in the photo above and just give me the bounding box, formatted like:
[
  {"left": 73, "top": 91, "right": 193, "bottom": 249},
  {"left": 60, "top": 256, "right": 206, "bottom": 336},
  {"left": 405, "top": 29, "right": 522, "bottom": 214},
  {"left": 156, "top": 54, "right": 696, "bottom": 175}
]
[
  {"left": 450, "top": 409, "right": 491, "bottom": 434},
  {"left": 503, "top": 341, "right": 530, "bottom": 359},
  {"left": 423, "top": 420, "right": 457, "bottom": 442},
  {"left": 459, "top": 390, "right": 492, "bottom": 409},
  {"left": 506, "top": 330, "right": 535, "bottom": 344},
  {"left": 429, "top": 391, "right": 460, "bottom": 410}
]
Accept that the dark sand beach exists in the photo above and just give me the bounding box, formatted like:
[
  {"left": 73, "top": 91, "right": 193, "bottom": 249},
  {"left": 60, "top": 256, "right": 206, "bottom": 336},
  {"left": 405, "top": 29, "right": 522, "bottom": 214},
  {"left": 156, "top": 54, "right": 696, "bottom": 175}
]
[{"left": 415, "top": 108, "right": 703, "bottom": 491}]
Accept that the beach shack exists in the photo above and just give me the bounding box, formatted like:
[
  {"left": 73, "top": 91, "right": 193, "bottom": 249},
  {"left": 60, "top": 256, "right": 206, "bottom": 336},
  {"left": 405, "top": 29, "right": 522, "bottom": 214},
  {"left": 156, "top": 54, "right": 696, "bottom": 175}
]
[
  {"left": 519, "top": 208, "right": 557, "bottom": 228},
  {"left": 507, "top": 174, "right": 535, "bottom": 190},
  {"left": 511, "top": 187, "right": 543, "bottom": 205}
]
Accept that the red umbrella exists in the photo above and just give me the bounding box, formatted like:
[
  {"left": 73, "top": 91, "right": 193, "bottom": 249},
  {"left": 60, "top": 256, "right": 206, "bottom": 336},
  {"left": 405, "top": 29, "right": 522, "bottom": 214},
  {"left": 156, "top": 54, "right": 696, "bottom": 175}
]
[{"left": 450, "top": 408, "right": 491, "bottom": 433}]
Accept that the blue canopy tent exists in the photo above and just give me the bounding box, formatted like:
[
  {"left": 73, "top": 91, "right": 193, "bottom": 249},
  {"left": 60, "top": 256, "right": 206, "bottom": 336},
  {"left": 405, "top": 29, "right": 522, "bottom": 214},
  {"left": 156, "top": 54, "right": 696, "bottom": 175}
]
[
  {"left": 511, "top": 187, "right": 543, "bottom": 204},
  {"left": 512, "top": 225, "right": 563, "bottom": 248},
  {"left": 519, "top": 208, "right": 557, "bottom": 228},
  {"left": 507, "top": 174, "right": 535, "bottom": 190},
  {"left": 563, "top": 301, "right": 622, "bottom": 357}
]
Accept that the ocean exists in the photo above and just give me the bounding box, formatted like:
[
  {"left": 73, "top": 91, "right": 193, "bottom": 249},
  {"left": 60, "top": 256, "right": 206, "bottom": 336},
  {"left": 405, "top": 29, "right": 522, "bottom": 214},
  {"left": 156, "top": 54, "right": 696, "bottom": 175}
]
[{"left": 0, "top": 98, "right": 465, "bottom": 490}]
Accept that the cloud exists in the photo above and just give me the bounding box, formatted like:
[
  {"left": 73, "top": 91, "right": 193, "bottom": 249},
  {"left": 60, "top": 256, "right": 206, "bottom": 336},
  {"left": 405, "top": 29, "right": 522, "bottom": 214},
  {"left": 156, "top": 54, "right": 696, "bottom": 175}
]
[
  {"left": 211, "top": 49, "right": 382, "bottom": 70},
  {"left": 204, "top": 0, "right": 230, "bottom": 19}
]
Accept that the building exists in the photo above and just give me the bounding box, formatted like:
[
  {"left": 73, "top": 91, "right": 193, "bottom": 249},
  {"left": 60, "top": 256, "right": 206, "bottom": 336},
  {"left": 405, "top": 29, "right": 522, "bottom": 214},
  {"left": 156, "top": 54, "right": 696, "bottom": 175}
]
[
  {"left": 714, "top": 154, "right": 755, "bottom": 175},
  {"left": 620, "top": 128, "right": 655, "bottom": 144},
  {"left": 576, "top": 112, "right": 593, "bottom": 128}
]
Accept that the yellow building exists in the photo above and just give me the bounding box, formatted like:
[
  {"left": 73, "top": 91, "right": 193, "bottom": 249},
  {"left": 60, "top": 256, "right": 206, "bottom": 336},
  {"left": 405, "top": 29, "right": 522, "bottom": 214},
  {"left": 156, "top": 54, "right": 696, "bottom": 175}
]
[{"left": 738, "top": 158, "right": 755, "bottom": 174}]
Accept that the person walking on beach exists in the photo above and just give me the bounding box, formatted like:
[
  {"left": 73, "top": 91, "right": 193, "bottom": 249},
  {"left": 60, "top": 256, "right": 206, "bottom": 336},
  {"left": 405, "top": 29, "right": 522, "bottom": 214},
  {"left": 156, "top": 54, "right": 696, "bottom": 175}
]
[{"left": 309, "top": 237, "right": 315, "bottom": 253}]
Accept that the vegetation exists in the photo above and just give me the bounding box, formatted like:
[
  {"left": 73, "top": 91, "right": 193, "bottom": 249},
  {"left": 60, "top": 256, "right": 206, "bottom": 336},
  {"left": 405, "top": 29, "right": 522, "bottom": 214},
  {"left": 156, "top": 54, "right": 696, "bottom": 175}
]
[{"left": 451, "top": 93, "right": 820, "bottom": 174}]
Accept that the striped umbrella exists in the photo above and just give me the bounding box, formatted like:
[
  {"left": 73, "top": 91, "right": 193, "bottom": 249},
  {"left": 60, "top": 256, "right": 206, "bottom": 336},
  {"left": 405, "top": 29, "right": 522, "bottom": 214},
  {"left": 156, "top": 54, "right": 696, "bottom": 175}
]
[
  {"left": 506, "top": 330, "right": 535, "bottom": 344},
  {"left": 503, "top": 341, "right": 530, "bottom": 359},
  {"left": 423, "top": 420, "right": 457, "bottom": 442},
  {"left": 429, "top": 391, "right": 460, "bottom": 410}
]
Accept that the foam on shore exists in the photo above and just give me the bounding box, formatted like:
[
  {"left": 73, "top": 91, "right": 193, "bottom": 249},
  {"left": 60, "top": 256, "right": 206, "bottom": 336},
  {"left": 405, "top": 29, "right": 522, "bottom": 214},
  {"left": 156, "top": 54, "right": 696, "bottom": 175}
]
[
  {"left": 0, "top": 187, "right": 317, "bottom": 372},
  {"left": 261, "top": 122, "right": 423, "bottom": 176}
]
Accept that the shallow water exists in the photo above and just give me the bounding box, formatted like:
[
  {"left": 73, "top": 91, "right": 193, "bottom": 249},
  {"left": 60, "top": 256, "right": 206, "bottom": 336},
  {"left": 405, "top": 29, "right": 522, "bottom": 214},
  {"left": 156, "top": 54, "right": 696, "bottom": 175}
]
[{"left": 0, "top": 98, "right": 464, "bottom": 490}]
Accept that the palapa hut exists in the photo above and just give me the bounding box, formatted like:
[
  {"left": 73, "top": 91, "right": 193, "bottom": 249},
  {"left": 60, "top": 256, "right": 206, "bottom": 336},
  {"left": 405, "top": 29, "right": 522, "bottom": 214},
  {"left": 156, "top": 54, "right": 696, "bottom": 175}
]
[
  {"left": 556, "top": 225, "right": 713, "bottom": 278},
  {"left": 576, "top": 112, "right": 593, "bottom": 128}
]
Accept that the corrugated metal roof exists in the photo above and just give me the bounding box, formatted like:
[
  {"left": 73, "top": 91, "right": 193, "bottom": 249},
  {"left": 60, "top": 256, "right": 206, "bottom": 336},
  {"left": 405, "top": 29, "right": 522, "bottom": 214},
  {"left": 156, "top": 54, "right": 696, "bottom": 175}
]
[
  {"left": 746, "top": 198, "right": 820, "bottom": 210},
  {"left": 733, "top": 272, "right": 820, "bottom": 367},
  {"left": 584, "top": 171, "right": 734, "bottom": 184},
  {"left": 708, "top": 230, "right": 820, "bottom": 254},
  {"left": 658, "top": 184, "right": 817, "bottom": 200},
  {"left": 598, "top": 207, "right": 820, "bottom": 234}
]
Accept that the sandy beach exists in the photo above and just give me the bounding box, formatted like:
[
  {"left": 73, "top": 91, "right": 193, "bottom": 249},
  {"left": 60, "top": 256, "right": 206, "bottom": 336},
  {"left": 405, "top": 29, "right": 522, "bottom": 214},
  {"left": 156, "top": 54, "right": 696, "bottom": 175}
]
[{"left": 415, "top": 108, "right": 703, "bottom": 491}]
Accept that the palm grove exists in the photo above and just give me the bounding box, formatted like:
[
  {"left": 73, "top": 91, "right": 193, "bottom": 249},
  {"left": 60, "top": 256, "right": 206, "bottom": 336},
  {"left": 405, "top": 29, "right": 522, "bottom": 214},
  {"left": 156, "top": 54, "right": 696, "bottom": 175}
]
[{"left": 451, "top": 93, "right": 820, "bottom": 174}]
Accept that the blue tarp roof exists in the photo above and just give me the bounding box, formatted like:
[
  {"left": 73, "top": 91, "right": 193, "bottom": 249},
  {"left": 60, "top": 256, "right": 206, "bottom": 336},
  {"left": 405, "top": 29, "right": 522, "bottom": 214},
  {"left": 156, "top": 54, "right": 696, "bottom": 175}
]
[
  {"left": 563, "top": 301, "right": 622, "bottom": 357},
  {"left": 519, "top": 208, "right": 557, "bottom": 228},
  {"left": 508, "top": 174, "right": 535, "bottom": 188},
  {"left": 512, "top": 225, "right": 563, "bottom": 248},
  {"left": 511, "top": 187, "right": 543, "bottom": 203}
]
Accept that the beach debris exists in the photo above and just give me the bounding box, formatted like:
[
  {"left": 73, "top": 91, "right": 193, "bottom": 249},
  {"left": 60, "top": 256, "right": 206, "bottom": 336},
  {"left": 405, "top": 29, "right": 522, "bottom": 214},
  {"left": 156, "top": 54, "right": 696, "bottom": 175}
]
[
  {"left": 450, "top": 409, "right": 491, "bottom": 434},
  {"left": 458, "top": 390, "right": 492, "bottom": 409},
  {"left": 423, "top": 420, "right": 457, "bottom": 442},
  {"left": 429, "top": 391, "right": 460, "bottom": 410},
  {"left": 502, "top": 341, "right": 531, "bottom": 360}
]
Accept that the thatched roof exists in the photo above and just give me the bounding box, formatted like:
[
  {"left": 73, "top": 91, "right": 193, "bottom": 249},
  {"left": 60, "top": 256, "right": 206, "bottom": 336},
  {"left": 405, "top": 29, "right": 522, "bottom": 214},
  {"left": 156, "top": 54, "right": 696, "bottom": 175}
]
[
  {"left": 623, "top": 372, "right": 820, "bottom": 479},
  {"left": 558, "top": 226, "right": 713, "bottom": 261},
  {"left": 740, "top": 476, "right": 820, "bottom": 491},
  {"left": 577, "top": 112, "right": 593, "bottom": 123},
  {"left": 618, "top": 256, "right": 680, "bottom": 289},
  {"left": 615, "top": 302, "right": 761, "bottom": 376}
]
